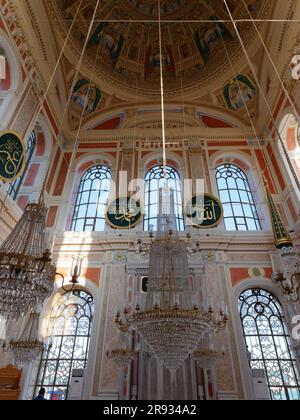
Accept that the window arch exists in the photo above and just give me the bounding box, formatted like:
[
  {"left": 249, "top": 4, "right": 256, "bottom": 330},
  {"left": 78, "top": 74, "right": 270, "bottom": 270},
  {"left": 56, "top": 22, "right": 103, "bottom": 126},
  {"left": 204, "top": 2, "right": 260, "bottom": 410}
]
[
  {"left": 71, "top": 165, "right": 111, "bottom": 232},
  {"left": 215, "top": 163, "right": 261, "bottom": 231},
  {"left": 279, "top": 113, "right": 300, "bottom": 180},
  {"left": 144, "top": 164, "right": 184, "bottom": 231},
  {"left": 239, "top": 288, "right": 300, "bottom": 400},
  {"left": 8, "top": 131, "right": 37, "bottom": 200},
  {"left": 35, "top": 290, "right": 94, "bottom": 401}
]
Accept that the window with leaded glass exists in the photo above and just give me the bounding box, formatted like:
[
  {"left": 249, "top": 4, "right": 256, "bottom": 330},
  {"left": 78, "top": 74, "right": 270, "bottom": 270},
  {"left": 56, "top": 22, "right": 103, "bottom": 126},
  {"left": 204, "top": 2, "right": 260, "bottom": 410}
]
[
  {"left": 239, "top": 288, "right": 300, "bottom": 400},
  {"left": 215, "top": 163, "right": 261, "bottom": 231},
  {"left": 8, "top": 131, "right": 37, "bottom": 200},
  {"left": 144, "top": 165, "right": 184, "bottom": 231},
  {"left": 71, "top": 165, "right": 111, "bottom": 232},
  {"left": 35, "top": 290, "right": 94, "bottom": 401}
]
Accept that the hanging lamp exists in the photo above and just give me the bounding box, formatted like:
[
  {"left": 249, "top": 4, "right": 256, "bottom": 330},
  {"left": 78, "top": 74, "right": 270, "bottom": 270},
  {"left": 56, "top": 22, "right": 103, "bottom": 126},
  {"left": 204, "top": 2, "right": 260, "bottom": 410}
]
[
  {"left": 0, "top": 199, "right": 56, "bottom": 321},
  {"left": 5, "top": 311, "right": 46, "bottom": 366}
]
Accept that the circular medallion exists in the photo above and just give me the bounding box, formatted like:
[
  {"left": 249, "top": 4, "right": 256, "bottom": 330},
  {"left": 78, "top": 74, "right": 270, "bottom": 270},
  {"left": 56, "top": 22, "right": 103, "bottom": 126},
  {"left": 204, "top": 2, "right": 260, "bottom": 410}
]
[
  {"left": 106, "top": 197, "right": 143, "bottom": 229},
  {"left": 0, "top": 131, "right": 26, "bottom": 182},
  {"left": 185, "top": 194, "right": 223, "bottom": 228}
]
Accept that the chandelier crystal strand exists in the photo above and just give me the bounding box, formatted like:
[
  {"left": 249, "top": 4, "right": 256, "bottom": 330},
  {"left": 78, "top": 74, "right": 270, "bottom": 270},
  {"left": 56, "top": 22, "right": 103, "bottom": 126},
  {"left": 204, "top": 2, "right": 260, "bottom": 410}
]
[
  {"left": 7, "top": 312, "right": 45, "bottom": 367},
  {"left": 0, "top": 200, "right": 56, "bottom": 321}
]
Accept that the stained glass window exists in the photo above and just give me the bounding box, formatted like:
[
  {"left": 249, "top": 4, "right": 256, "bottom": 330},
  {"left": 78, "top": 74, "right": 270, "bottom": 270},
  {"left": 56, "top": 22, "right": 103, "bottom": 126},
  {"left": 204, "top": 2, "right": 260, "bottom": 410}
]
[
  {"left": 144, "top": 165, "right": 184, "bottom": 231},
  {"left": 71, "top": 165, "right": 111, "bottom": 232},
  {"left": 35, "top": 290, "right": 94, "bottom": 401},
  {"left": 8, "top": 131, "right": 37, "bottom": 200},
  {"left": 215, "top": 163, "right": 261, "bottom": 231},
  {"left": 239, "top": 288, "right": 300, "bottom": 400}
]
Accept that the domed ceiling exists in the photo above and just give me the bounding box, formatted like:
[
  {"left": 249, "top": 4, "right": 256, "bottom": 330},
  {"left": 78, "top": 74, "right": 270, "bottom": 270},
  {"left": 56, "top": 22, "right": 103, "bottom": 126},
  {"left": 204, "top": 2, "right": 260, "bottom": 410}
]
[{"left": 53, "top": 0, "right": 272, "bottom": 96}]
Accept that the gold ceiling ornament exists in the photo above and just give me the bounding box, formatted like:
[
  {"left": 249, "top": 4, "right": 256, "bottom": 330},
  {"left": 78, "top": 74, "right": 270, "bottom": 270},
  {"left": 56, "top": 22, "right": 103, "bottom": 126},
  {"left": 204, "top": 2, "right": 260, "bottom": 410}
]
[{"left": 0, "top": 200, "right": 56, "bottom": 321}]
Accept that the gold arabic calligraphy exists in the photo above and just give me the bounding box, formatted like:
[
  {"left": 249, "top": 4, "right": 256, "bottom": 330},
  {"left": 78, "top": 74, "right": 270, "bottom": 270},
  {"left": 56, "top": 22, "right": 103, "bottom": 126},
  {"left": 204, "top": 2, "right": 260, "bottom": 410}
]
[
  {"left": 0, "top": 139, "right": 23, "bottom": 176},
  {"left": 191, "top": 200, "right": 218, "bottom": 223},
  {"left": 114, "top": 206, "right": 138, "bottom": 223}
]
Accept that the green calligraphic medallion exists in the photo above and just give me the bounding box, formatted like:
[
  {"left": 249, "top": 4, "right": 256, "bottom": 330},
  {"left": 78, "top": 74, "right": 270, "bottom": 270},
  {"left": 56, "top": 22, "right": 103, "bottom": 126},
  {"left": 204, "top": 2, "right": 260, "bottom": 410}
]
[
  {"left": 185, "top": 194, "right": 223, "bottom": 228},
  {"left": 0, "top": 131, "right": 26, "bottom": 182},
  {"left": 106, "top": 197, "right": 143, "bottom": 229}
]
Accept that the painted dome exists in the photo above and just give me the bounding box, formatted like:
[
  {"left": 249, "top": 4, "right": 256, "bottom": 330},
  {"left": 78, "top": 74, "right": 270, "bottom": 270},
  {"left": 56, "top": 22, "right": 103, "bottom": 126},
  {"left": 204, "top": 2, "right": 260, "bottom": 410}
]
[{"left": 55, "top": 0, "right": 272, "bottom": 95}]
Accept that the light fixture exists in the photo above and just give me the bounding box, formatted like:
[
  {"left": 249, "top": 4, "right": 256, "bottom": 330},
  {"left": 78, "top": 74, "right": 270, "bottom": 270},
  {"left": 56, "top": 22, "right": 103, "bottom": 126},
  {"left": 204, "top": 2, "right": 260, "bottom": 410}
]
[
  {"left": 56, "top": 255, "right": 83, "bottom": 296},
  {"left": 107, "top": 331, "right": 136, "bottom": 369},
  {"left": 273, "top": 247, "right": 300, "bottom": 303},
  {"left": 116, "top": 196, "right": 228, "bottom": 372},
  {"left": 193, "top": 339, "right": 225, "bottom": 369},
  {"left": 264, "top": 180, "right": 300, "bottom": 302},
  {"left": 3, "top": 311, "right": 46, "bottom": 367},
  {"left": 0, "top": 201, "right": 56, "bottom": 321}
]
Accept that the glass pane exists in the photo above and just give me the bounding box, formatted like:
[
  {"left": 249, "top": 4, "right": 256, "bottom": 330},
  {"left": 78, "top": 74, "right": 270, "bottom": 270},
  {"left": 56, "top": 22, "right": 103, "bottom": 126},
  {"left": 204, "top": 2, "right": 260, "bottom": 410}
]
[
  {"left": 72, "top": 166, "right": 111, "bottom": 232},
  {"left": 215, "top": 164, "right": 261, "bottom": 232},
  {"left": 239, "top": 288, "right": 300, "bottom": 401},
  {"left": 35, "top": 291, "right": 94, "bottom": 400}
]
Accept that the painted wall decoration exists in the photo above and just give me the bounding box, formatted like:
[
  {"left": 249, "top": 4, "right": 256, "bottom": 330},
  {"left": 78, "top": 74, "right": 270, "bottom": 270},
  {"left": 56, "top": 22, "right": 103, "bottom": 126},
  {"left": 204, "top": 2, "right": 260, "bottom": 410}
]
[
  {"left": 223, "top": 74, "right": 256, "bottom": 111},
  {"left": 106, "top": 197, "right": 143, "bottom": 229},
  {"left": 0, "top": 131, "right": 25, "bottom": 182},
  {"left": 89, "top": 22, "right": 124, "bottom": 66},
  {"left": 145, "top": 45, "right": 176, "bottom": 79},
  {"left": 0, "top": 53, "right": 10, "bottom": 91},
  {"left": 185, "top": 194, "right": 223, "bottom": 228},
  {"left": 194, "top": 16, "right": 232, "bottom": 63},
  {"left": 71, "top": 79, "right": 102, "bottom": 114}
]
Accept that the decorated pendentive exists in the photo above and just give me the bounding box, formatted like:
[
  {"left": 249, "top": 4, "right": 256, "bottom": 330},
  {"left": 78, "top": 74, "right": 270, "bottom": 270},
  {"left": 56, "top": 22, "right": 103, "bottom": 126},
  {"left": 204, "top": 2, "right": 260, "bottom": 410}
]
[
  {"left": 0, "top": 130, "right": 26, "bottom": 182},
  {"left": 185, "top": 194, "right": 223, "bottom": 228},
  {"left": 106, "top": 197, "right": 143, "bottom": 229},
  {"left": 223, "top": 74, "right": 256, "bottom": 111}
]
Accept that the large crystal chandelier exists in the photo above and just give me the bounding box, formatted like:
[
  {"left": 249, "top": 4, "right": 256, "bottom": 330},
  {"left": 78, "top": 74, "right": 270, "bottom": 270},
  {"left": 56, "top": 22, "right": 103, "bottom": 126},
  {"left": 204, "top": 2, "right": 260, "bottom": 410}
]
[
  {"left": 0, "top": 201, "right": 56, "bottom": 320},
  {"left": 116, "top": 190, "right": 228, "bottom": 371},
  {"left": 5, "top": 311, "right": 45, "bottom": 367}
]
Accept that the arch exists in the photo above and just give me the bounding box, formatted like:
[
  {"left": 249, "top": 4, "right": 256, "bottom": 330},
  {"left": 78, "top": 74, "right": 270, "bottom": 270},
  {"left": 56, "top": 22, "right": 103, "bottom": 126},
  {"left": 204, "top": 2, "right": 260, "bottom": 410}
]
[
  {"left": 7, "top": 117, "right": 53, "bottom": 208},
  {"left": 143, "top": 163, "right": 184, "bottom": 231},
  {"left": 215, "top": 161, "right": 262, "bottom": 231},
  {"left": 35, "top": 289, "right": 95, "bottom": 401},
  {"left": 277, "top": 111, "right": 300, "bottom": 188},
  {"left": 71, "top": 164, "right": 112, "bottom": 232},
  {"left": 238, "top": 287, "right": 300, "bottom": 400},
  {"left": 0, "top": 31, "right": 22, "bottom": 127}
]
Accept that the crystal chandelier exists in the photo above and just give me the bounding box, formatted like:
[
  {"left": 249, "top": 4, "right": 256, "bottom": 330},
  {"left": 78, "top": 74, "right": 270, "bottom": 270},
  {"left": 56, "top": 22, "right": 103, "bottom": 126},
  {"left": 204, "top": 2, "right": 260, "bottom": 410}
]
[
  {"left": 0, "top": 201, "right": 56, "bottom": 320},
  {"left": 107, "top": 331, "right": 136, "bottom": 369},
  {"left": 116, "top": 192, "right": 228, "bottom": 371},
  {"left": 193, "top": 338, "right": 225, "bottom": 369},
  {"left": 107, "top": 349, "right": 136, "bottom": 369},
  {"left": 4, "top": 312, "right": 45, "bottom": 367}
]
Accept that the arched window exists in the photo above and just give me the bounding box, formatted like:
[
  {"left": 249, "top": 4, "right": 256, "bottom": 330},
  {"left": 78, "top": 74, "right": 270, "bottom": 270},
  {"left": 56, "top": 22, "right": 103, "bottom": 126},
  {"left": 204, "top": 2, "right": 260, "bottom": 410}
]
[
  {"left": 35, "top": 290, "right": 94, "bottom": 401},
  {"left": 215, "top": 163, "right": 261, "bottom": 231},
  {"left": 239, "top": 288, "right": 300, "bottom": 400},
  {"left": 71, "top": 165, "right": 111, "bottom": 232},
  {"left": 144, "top": 164, "right": 184, "bottom": 231},
  {"left": 8, "top": 131, "right": 36, "bottom": 200},
  {"left": 279, "top": 113, "right": 300, "bottom": 180}
]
